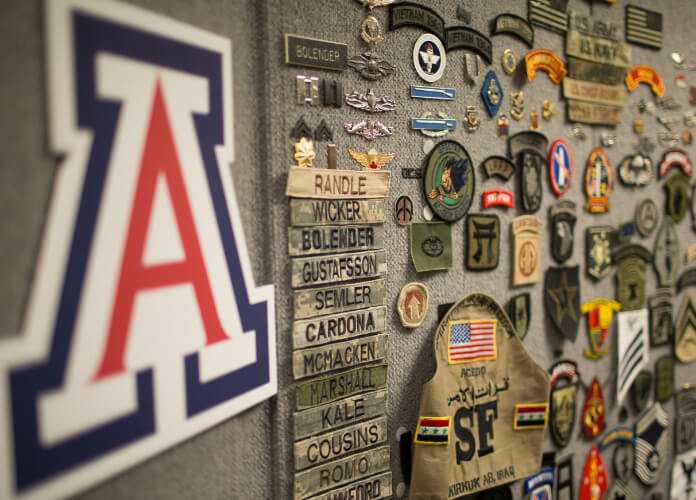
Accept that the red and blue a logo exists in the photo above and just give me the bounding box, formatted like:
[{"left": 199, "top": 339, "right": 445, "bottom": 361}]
[
  {"left": 0, "top": 1, "right": 276, "bottom": 498},
  {"left": 548, "top": 139, "right": 574, "bottom": 198}
]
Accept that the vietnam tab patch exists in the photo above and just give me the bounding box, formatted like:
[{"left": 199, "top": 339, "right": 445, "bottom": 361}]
[
  {"left": 514, "top": 403, "right": 549, "bottom": 430},
  {"left": 414, "top": 416, "right": 451, "bottom": 445},
  {"left": 447, "top": 319, "right": 497, "bottom": 364}
]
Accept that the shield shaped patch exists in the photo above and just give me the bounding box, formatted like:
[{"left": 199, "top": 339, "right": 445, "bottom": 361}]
[
  {"left": 512, "top": 215, "right": 542, "bottom": 286},
  {"left": 676, "top": 294, "right": 696, "bottom": 363},
  {"left": 633, "top": 403, "right": 669, "bottom": 485},
  {"left": 676, "top": 386, "right": 696, "bottom": 454},
  {"left": 549, "top": 360, "right": 578, "bottom": 448},
  {"left": 613, "top": 442, "right": 635, "bottom": 484},
  {"left": 664, "top": 172, "right": 692, "bottom": 223},
  {"left": 581, "top": 298, "right": 621, "bottom": 360},
  {"left": 585, "top": 226, "right": 613, "bottom": 281},
  {"left": 584, "top": 147, "right": 614, "bottom": 213},
  {"left": 549, "top": 201, "right": 576, "bottom": 263},
  {"left": 582, "top": 377, "right": 606, "bottom": 438},
  {"left": 648, "top": 288, "right": 673, "bottom": 347},
  {"left": 507, "top": 293, "right": 531, "bottom": 340},
  {"left": 612, "top": 244, "right": 652, "bottom": 311},
  {"left": 653, "top": 218, "right": 681, "bottom": 287},
  {"left": 509, "top": 131, "right": 548, "bottom": 214},
  {"left": 545, "top": 266, "right": 580, "bottom": 341},
  {"left": 466, "top": 213, "right": 500, "bottom": 270}
]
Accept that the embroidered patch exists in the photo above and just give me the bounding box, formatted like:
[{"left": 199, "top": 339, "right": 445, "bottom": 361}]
[
  {"left": 513, "top": 403, "right": 549, "bottom": 430},
  {"left": 447, "top": 319, "right": 497, "bottom": 364},
  {"left": 414, "top": 416, "right": 450, "bottom": 445}
]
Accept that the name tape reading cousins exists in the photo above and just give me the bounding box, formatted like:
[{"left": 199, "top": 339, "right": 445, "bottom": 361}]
[{"left": 286, "top": 165, "right": 391, "bottom": 499}]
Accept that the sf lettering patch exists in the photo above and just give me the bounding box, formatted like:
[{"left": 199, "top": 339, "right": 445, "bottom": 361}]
[
  {"left": 0, "top": 2, "right": 277, "bottom": 499},
  {"left": 513, "top": 403, "right": 549, "bottom": 430},
  {"left": 447, "top": 319, "right": 497, "bottom": 364},
  {"left": 414, "top": 416, "right": 451, "bottom": 445}
]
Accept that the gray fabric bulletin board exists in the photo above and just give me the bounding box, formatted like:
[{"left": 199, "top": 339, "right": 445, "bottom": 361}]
[{"left": 1, "top": 0, "right": 694, "bottom": 498}]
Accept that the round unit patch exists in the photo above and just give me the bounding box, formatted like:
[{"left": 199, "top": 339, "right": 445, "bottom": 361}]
[
  {"left": 548, "top": 139, "right": 573, "bottom": 197},
  {"left": 423, "top": 140, "right": 475, "bottom": 222},
  {"left": 413, "top": 33, "right": 446, "bottom": 83}
]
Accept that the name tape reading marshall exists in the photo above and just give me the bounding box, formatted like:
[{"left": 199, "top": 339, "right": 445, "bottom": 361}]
[
  {"left": 293, "top": 278, "right": 386, "bottom": 319},
  {"left": 294, "top": 416, "right": 388, "bottom": 470},
  {"left": 295, "top": 364, "right": 388, "bottom": 411},
  {"left": 287, "top": 167, "right": 390, "bottom": 199},
  {"left": 290, "top": 199, "right": 386, "bottom": 226},
  {"left": 291, "top": 250, "right": 387, "bottom": 288},
  {"left": 293, "top": 334, "right": 388, "bottom": 380},
  {"left": 288, "top": 225, "right": 385, "bottom": 256},
  {"left": 305, "top": 471, "right": 392, "bottom": 500},
  {"left": 294, "top": 445, "right": 391, "bottom": 499},
  {"left": 293, "top": 306, "right": 387, "bottom": 350}
]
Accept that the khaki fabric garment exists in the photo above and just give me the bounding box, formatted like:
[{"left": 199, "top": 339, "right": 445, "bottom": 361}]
[{"left": 410, "top": 294, "right": 550, "bottom": 499}]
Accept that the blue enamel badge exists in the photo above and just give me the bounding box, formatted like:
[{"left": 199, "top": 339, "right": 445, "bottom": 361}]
[{"left": 481, "top": 70, "right": 503, "bottom": 117}]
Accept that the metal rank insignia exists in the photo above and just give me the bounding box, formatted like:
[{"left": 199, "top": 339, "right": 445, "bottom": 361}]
[
  {"left": 635, "top": 199, "right": 659, "bottom": 237},
  {"left": 582, "top": 378, "right": 606, "bottom": 438},
  {"left": 648, "top": 288, "right": 673, "bottom": 347},
  {"left": 413, "top": 33, "right": 446, "bottom": 83},
  {"left": 501, "top": 48, "right": 517, "bottom": 75},
  {"left": 676, "top": 295, "right": 696, "bottom": 364},
  {"left": 618, "top": 153, "right": 653, "bottom": 186},
  {"left": 653, "top": 218, "right": 681, "bottom": 287},
  {"left": 548, "top": 139, "right": 573, "bottom": 197},
  {"left": 549, "top": 201, "right": 576, "bottom": 263},
  {"left": 347, "top": 51, "right": 395, "bottom": 80},
  {"left": 663, "top": 172, "right": 692, "bottom": 223},
  {"left": 348, "top": 148, "right": 394, "bottom": 170},
  {"left": 423, "top": 140, "right": 475, "bottom": 222},
  {"left": 480, "top": 70, "right": 503, "bottom": 117},
  {"left": 397, "top": 282, "right": 428, "bottom": 328},
  {"left": 410, "top": 113, "right": 457, "bottom": 137},
  {"left": 542, "top": 100, "right": 554, "bottom": 121},
  {"left": 586, "top": 226, "right": 613, "bottom": 281},
  {"left": 296, "top": 75, "right": 320, "bottom": 105},
  {"left": 507, "top": 293, "right": 531, "bottom": 339},
  {"left": 343, "top": 120, "right": 393, "bottom": 140},
  {"left": 464, "top": 106, "right": 480, "bottom": 132},
  {"left": 584, "top": 147, "right": 614, "bottom": 213},
  {"left": 581, "top": 299, "right": 621, "bottom": 360},
  {"left": 631, "top": 370, "right": 653, "bottom": 413},
  {"left": 634, "top": 403, "right": 669, "bottom": 486},
  {"left": 549, "top": 360, "right": 579, "bottom": 448},
  {"left": 580, "top": 445, "right": 608, "bottom": 500},
  {"left": 465, "top": 214, "right": 500, "bottom": 271},
  {"left": 510, "top": 91, "right": 524, "bottom": 121},
  {"left": 345, "top": 88, "right": 395, "bottom": 113},
  {"left": 544, "top": 266, "right": 580, "bottom": 341},
  {"left": 293, "top": 137, "right": 316, "bottom": 167},
  {"left": 676, "top": 386, "right": 696, "bottom": 453},
  {"left": 612, "top": 244, "right": 652, "bottom": 311},
  {"left": 512, "top": 215, "right": 542, "bottom": 287},
  {"left": 654, "top": 356, "right": 674, "bottom": 403}
]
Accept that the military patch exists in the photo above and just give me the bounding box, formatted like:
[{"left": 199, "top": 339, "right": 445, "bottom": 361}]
[
  {"left": 676, "top": 294, "right": 696, "bottom": 363},
  {"left": 653, "top": 218, "right": 681, "bottom": 287},
  {"left": 664, "top": 172, "right": 692, "bottom": 223},
  {"left": 659, "top": 148, "right": 693, "bottom": 178},
  {"left": 491, "top": 13, "right": 535, "bottom": 47},
  {"left": 567, "top": 29, "right": 631, "bottom": 67},
  {"left": 348, "top": 148, "right": 395, "bottom": 170},
  {"left": 599, "top": 426, "right": 634, "bottom": 451},
  {"left": 580, "top": 445, "right": 608, "bottom": 500},
  {"left": 582, "top": 378, "right": 606, "bottom": 438},
  {"left": 481, "top": 155, "right": 515, "bottom": 180},
  {"left": 394, "top": 194, "right": 414, "bottom": 226},
  {"left": 446, "top": 318, "right": 497, "bottom": 364},
  {"left": 619, "top": 153, "right": 654, "bottom": 186},
  {"left": 414, "top": 416, "right": 450, "bottom": 445},
  {"left": 523, "top": 467, "right": 554, "bottom": 500},
  {"left": 509, "top": 132, "right": 548, "bottom": 214},
  {"left": 507, "top": 293, "right": 531, "bottom": 340},
  {"left": 631, "top": 370, "right": 653, "bottom": 413},
  {"left": 549, "top": 360, "right": 579, "bottom": 448},
  {"left": 482, "top": 188, "right": 515, "bottom": 209},
  {"left": 512, "top": 215, "right": 542, "bottom": 286},
  {"left": 549, "top": 201, "right": 576, "bottom": 263},
  {"left": 584, "top": 147, "right": 615, "bottom": 213},
  {"left": 501, "top": 48, "right": 517, "bottom": 76},
  {"left": 625, "top": 64, "right": 665, "bottom": 96},
  {"left": 556, "top": 455, "right": 574, "bottom": 500},
  {"left": 481, "top": 70, "right": 504, "bottom": 117},
  {"left": 423, "top": 140, "right": 475, "bottom": 222},
  {"left": 613, "top": 441, "right": 635, "bottom": 484},
  {"left": 545, "top": 266, "right": 580, "bottom": 341},
  {"left": 466, "top": 214, "right": 500, "bottom": 271},
  {"left": 607, "top": 480, "right": 633, "bottom": 500},
  {"left": 617, "top": 309, "right": 649, "bottom": 405},
  {"left": 613, "top": 222, "right": 637, "bottom": 246},
  {"left": 671, "top": 449, "right": 696, "bottom": 500},
  {"left": 581, "top": 298, "right": 621, "bottom": 359},
  {"left": 634, "top": 403, "right": 669, "bottom": 485},
  {"left": 586, "top": 226, "right": 613, "bottom": 281},
  {"left": 525, "top": 48, "right": 567, "bottom": 84},
  {"left": 513, "top": 403, "right": 549, "bottom": 430},
  {"left": 654, "top": 355, "right": 674, "bottom": 403},
  {"left": 635, "top": 198, "right": 659, "bottom": 237},
  {"left": 676, "top": 386, "right": 696, "bottom": 453},
  {"left": 648, "top": 288, "right": 673, "bottom": 347},
  {"left": 612, "top": 244, "right": 652, "bottom": 311},
  {"left": 678, "top": 268, "right": 696, "bottom": 294},
  {"left": 412, "top": 33, "right": 446, "bottom": 83},
  {"left": 548, "top": 139, "right": 574, "bottom": 197},
  {"left": 410, "top": 222, "right": 452, "bottom": 272},
  {"left": 397, "top": 282, "right": 429, "bottom": 328}
]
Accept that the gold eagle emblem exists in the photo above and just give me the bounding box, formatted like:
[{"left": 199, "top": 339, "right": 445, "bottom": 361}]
[{"left": 348, "top": 148, "right": 394, "bottom": 170}]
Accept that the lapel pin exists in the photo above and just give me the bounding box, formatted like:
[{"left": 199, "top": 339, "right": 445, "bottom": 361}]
[
  {"left": 345, "top": 88, "right": 395, "bottom": 113},
  {"left": 348, "top": 51, "right": 395, "bottom": 80},
  {"left": 343, "top": 120, "right": 393, "bottom": 140}
]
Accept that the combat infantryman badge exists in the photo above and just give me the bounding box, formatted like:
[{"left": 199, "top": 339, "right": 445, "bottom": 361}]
[
  {"left": 584, "top": 147, "right": 614, "bottom": 213},
  {"left": 580, "top": 445, "right": 608, "bottom": 500},
  {"left": 423, "top": 140, "right": 475, "bottom": 222},
  {"left": 397, "top": 282, "right": 429, "bottom": 328},
  {"left": 648, "top": 288, "right": 673, "bottom": 347},
  {"left": 612, "top": 244, "right": 652, "bottom": 311},
  {"left": 512, "top": 215, "right": 542, "bottom": 287},
  {"left": 548, "top": 139, "right": 574, "bottom": 197},
  {"left": 466, "top": 214, "right": 500, "bottom": 271},
  {"left": 582, "top": 378, "right": 606, "bottom": 438},
  {"left": 549, "top": 360, "right": 579, "bottom": 448},
  {"left": 634, "top": 403, "right": 669, "bottom": 486},
  {"left": 549, "top": 201, "right": 576, "bottom": 263},
  {"left": 664, "top": 172, "right": 692, "bottom": 223},
  {"left": 413, "top": 33, "right": 446, "bottom": 83},
  {"left": 545, "top": 266, "right": 581, "bottom": 341},
  {"left": 654, "top": 355, "right": 674, "bottom": 403},
  {"left": 653, "top": 218, "right": 681, "bottom": 287},
  {"left": 676, "top": 386, "right": 696, "bottom": 453},
  {"left": 581, "top": 299, "right": 621, "bottom": 359},
  {"left": 481, "top": 70, "right": 504, "bottom": 117},
  {"left": 676, "top": 295, "right": 696, "bottom": 363},
  {"left": 586, "top": 226, "right": 613, "bottom": 281},
  {"left": 507, "top": 293, "right": 531, "bottom": 340}
]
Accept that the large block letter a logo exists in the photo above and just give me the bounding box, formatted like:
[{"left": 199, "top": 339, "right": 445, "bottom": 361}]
[{"left": 0, "top": 1, "right": 276, "bottom": 499}]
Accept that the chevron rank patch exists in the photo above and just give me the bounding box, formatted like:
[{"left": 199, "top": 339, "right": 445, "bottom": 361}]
[
  {"left": 514, "top": 403, "right": 549, "bottom": 430},
  {"left": 414, "top": 416, "right": 451, "bottom": 445}
]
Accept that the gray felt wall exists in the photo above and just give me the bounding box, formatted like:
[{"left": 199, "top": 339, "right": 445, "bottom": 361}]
[{"left": 0, "top": 0, "right": 694, "bottom": 498}]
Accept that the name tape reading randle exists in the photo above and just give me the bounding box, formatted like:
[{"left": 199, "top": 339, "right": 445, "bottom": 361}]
[{"left": 287, "top": 167, "right": 390, "bottom": 199}]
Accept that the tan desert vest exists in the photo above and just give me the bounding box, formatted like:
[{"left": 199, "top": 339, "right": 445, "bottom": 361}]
[{"left": 410, "top": 294, "right": 550, "bottom": 499}]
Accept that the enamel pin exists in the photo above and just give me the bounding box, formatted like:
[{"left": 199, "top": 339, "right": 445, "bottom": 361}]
[
  {"left": 501, "top": 48, "right": 517, "bottom": 75},
  {"left": 348, "top": 51, "right": 395, "bottom": 80},
  {"left": 584, "top": 147, "right": 614, "bottom": 213},
  {"left": 582, "top": 378, "right": 606, "bottom": 438},
  {"left": 549, "top": 201, "right": 576, "bottom": 263},
  {"left": 580, "top": 445, "right": 608, "bottom": 500},
  {"left": 545, "top": 266, "right": 581, "bottom": 341},
  {"left": 480, "top": 70, "right": 503, "bottom": 117},
  {"left": 464, "top": 106, "right": 480, "bottom": 132},
  {"left": 397, "top": 282, "right": 429, "bottom": 328},
  {"left": 581, "top": 299, "right": 621, "bottom": 360},
  {"left": 507, "top": 293, "right": 531, "bottom": 340},
  {"left": 410, "top": 114, "right": 457, "bottom": 136},
  {"left": 548, "top": 139, "right": 573, "bottom": 197},
  {"left": 510, "top": 91, "right": 524, "bottom": 121},
  {"left": 653, "top": 218, "right": 681, "bottom": 287},
  {"left": 612, "top": 244, "right": 652, "bottom": 311},
  {"left": 294, "top": 137, "right": 316, "bottom": 167},
  {"left": 423, "top": 140, "right": 475, "bottom": 222},
  {"left": 413, "top": 33, "right": 446, "bottom": 83},
  {"left": 348, "top": 148, "right": 394, "bottom": 170},
  {"left": 465, "top": 214, "right": 500, "bottom": 271},
  {"left": 586, "top": 226, "right": 613, "bottom": 281},
  {"left": 354, "top": 0, "right": 394, "bottom": 45},
  {"left": 343, "top": 120, "right": 394, "bottom": 140},
  {"left": 345, "top": 89, "right": 395, "bottom": 113},
  {"left": 512, "top": 215, "right": 542, "bottom": 287},
  {"left": 410, "top": 85, "right": 455, "bottom": 101},
  {"left": 635, "top": 198, "right": 659, "bottom": 237}
]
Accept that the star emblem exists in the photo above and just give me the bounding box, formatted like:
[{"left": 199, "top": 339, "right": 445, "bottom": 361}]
[{"left": 549, "top": 272, "right": 578, "bottom": 324}]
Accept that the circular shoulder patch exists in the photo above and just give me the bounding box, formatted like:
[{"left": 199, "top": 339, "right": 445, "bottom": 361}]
[
  {"left": 423, "top": 140, "right": 475, "bottom": 222},
  {"left": 413, "top": 33, "right": 446, "bottom": 83}
]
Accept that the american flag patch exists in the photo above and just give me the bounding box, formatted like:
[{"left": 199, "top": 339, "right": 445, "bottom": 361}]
[
  {"left": 447, "top": 319, "right": 497, "bottom": 364},
  {"left": 626, "top": 5, "right": 662, "bottom": 49},
  {"left": 414, "top": 416, "right": 450, "bottom": 445},
  {"left": 513, "top": 403, "right": 549, "bottom": 430},
  {"left": 528, "top": 0, "right": 568, "bottom": 34}
]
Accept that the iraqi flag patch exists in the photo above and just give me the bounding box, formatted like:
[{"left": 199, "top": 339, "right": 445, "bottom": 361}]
[
  {"left": 414, "top": 416, "right": 451, "bottom": 445},
  {"left": 513, "top": 403, "right": 549, "bottom": 430}
]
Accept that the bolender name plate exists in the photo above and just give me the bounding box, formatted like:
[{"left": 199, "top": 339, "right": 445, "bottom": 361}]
[{"left": 285, "top": 34, "right": 348, "bottom": 72}]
